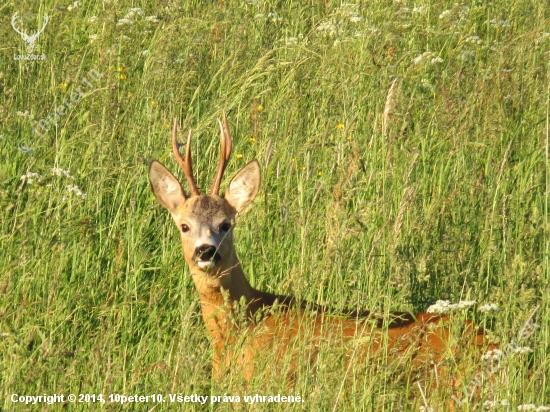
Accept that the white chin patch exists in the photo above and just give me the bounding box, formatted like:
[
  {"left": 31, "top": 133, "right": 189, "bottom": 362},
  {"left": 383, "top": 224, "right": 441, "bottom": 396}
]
[{"left": 197, "top": 261, "right": 216, "bottom": 270}]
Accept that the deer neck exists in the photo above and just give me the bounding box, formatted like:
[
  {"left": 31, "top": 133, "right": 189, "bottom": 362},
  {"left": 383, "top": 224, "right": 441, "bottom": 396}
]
[{"left": 189, "top": 253, "right": 266, "bottom": 341}]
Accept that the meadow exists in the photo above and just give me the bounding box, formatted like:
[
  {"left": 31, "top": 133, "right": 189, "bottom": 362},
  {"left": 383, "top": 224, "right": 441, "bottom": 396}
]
[{"left": 0, "top": 0, "right": 548, "bottom": 410}]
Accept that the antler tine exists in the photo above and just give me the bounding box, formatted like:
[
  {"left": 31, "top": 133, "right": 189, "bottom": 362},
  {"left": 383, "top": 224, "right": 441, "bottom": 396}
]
[
  {"left": 171, "top": 117, "right": 200, "bottom": 196},
  {"left": 210, "top": 112, "right": 233, "bottom": 195}
]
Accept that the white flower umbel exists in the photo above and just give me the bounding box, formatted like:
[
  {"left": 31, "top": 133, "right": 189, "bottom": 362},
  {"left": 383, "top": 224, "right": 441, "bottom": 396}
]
[
  {"left": 51, "top": 167, "right": 74, "bottom": 179},
  {"left": 67, "top": 184, "right": 86, "bottom": 198},
  {"left": 426, "top": 299, "right": 476, "bottom": 314},
  {"left": 478, "top": 303, "right": 500, "bottom": 313},
  {"left": 20, "top": 172, "right": 43, "bottom": 184}
]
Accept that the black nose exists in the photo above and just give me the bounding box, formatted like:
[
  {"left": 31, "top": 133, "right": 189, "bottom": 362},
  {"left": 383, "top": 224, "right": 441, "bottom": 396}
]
[{"left": 194, "top": 245, "right": 219, "bottom": 262}]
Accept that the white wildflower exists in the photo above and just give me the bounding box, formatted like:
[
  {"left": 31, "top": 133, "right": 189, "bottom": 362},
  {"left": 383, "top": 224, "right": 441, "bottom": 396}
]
[
  {"left": 20, "top": 172, "right": 43, "bottom": 184},
  {"left": 126, "top": 7, "right": 145, "bottom": 18},
  {"left": 512, "top": 346, "right": 533, "bottom": 355},
  {"left": 116, "top": 18, "right": 133, "bottom": 26},
  {"left": 67, "top": 0, "right": 81, "bottom": 11},
  {"left": 317, "top": 20, "right": 339, "bottom": 36},
  {"left": 353, "top": 30, "right": 363, "bottom": 37},
  {"left": 490, "top": 19, "right": 510, "bottom": 27},
  {"left": 88, "top": 16, "right": 98, "bottom": 23},
  {"left": 283, "top": 36, "right": 298, "bottom": 45},
  {"left": 465, "top": 35, "right": 482, "bottom": 44},
  {"left": 141, "top": 49, "right": 149, "bottom": 55},
  {"left": 67, "top": 184, "right": 86, "bottom": 198},
  {"left": 439, "top": 10, "right": 451, "bottom": 19},
  {"left": 145, "top": 15, "right": 160, "bottom": 23},
  {"left": 89, "top": 34, "right": 98, "bottom": 40},
  {"left": 536, "top": 33, "right": 550, "bottom": 43},
  {"left": 412, "top": 7, "right": 426, "bottom": 14},
  {"left": 350, "top": 15, "right": 363, "bottom": 23},
  {"left": 478, "top": 303, "right": 499, "bottom": 313},
  {"left": 430, "top": 56, "right": 444, "bottom": 64},
  {"left": 427, "top": 299, "right": 476, "bottom": 314},
  {"left": 413, "top": 51, "right": 434, "bottom": 65},
  {"left": 51, "top": 167, "right": 74, "bottom": 179}
]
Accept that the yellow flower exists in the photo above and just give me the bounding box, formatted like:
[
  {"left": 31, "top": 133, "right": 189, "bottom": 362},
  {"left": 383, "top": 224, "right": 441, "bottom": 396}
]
[
  {"left": 60, "top": 83, "right": 69, "bottom": 89},
  {"left": 117, "top": 67, "right": 124, "bottom": 72},
  {"left": 336, "top": 123, "right": 344, "bottom": 130},
  {"left": 128, "top": 92, "right": 134, "bottom": 98},
  {"left": 347, "top": 135, "right": 352, "bottom": 141},
  {"left": 119, "top": 73, "right": 127, "bottom": 80},
  {"left": 318, "top": 171, "right": 323, "bottom": 176},
  {"left": 257, "top": 105, "right": 264, "bottom": 112},
  {"left": 151, "top": 100, "right": 157, "bottom": 106},
  {"left": 236, "top": 153, "right": 243, "bottom": 159},
  {"left": 291, "top": 157, "right": 296, "bottom": 162},
  {"left": 301, "top": 166, "right": 306, "bottom": 171},
  {"left": 249, "top": 137, "right": 257, "bottom": 143},
  {"left": 288, "top": 93, "right": 294, "bottom": 99},
  {"left": 434, "top": 131, "right": 439, "bottom": 136},
  {"left": 164, "top": 123, "right": 170, "bottom": 129}
]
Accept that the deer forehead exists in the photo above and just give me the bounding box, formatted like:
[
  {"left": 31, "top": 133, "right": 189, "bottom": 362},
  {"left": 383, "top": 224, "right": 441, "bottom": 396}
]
[{"left": 178, "top": 195, "right": 234, "bottom": 225}]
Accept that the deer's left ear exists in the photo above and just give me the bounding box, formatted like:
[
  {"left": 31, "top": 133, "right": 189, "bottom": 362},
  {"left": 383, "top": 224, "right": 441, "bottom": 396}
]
[{"left": 224, "top": 160, "right": 261, "bottom": 213}]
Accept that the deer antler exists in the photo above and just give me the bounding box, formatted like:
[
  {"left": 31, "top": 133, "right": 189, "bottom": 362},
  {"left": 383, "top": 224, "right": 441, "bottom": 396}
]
[
  {"left": 172, "top": 117, "right": 200, "bottom": 196},
  {"left": 209, "top": 112, "right": 233, "bottom": 195}
]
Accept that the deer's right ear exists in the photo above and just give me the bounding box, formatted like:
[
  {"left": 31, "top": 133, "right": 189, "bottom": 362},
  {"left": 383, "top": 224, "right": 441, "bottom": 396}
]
[{"left": 149, "top": 160, "right": 188, "bottom": 215}]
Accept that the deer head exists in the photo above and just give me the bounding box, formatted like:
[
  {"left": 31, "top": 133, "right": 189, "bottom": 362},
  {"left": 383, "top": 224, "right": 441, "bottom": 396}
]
[{"left": 149, "top": 114, "right": 261, "bottom": 292}]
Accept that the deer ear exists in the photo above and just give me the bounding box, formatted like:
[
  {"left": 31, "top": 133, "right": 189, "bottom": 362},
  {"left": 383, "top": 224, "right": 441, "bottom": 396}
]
[
  {"left": 225, "top": 160, "right": 261, "bottom": 213},
  {"left": 149, "top": 160, "right": 188, "bottom": 216}
]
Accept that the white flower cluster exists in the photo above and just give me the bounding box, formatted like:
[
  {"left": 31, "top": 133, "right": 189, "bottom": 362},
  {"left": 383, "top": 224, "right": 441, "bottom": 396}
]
[
  {"left": 512, "top": 346, "right": 533, "bottom": 355},
  {"left": 490, "top": 19, "right": 510, "bottom": 27},
  {"left": 518, "top": 406, "right": 550, "bottom": 411},
  {"left": 51, "top": 167, "right": 74, "bottom": 179},
  {"left": 426, "top": 299, "right": 476, "bottom": 314},
  {"left": 67, "top": 184, "right": 86, "bottom": 198},
  {"left": 413, "top": 52, "right": 443, "bottom": 65},
  {"left": 465, "top": 35, "right": 482, "bottom": 44},
  {"left": 483, "top": 399, "right": 510, "bottom": 408},
  {"left": 67, "top": 0, "right": 81, "bottom": 11},
  {"left": 439, "top": 10, "right": 451, "bottom": 19},
  {"left": 117, "top": 8, "right": 159, "bottom": 26},
  {"left": 20, "top": 172, "right": 43, "bottom": 184},
  {"left": 316, "top": 3, "right": 364, "bottom": 38},
  {"left": 317, "top": 20, "right": 340, "bottom": 37},
  {"left": 478, "top": 303, "right": 500, "bottom": 313}
]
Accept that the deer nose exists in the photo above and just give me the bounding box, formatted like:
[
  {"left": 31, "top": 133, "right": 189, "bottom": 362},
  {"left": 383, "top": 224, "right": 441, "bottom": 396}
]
[{"left": 194, "top": 245, "right": 219, "bottom": 262}]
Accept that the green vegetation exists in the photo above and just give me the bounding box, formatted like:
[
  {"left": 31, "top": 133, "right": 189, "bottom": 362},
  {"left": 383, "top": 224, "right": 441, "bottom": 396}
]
[{"left": 1, "top": 0, "right": 548, "bottom": 410}]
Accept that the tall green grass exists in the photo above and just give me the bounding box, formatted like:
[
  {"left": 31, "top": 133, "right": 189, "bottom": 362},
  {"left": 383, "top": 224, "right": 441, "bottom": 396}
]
[{"left": 1, "top": 0, "right": 548, "bottom": 410}]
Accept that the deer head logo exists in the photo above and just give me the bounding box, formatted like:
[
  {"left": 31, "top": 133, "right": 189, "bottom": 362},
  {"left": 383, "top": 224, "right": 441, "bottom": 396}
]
[{"left": 11, "top": 12, "right": 49, "bottom": 54}]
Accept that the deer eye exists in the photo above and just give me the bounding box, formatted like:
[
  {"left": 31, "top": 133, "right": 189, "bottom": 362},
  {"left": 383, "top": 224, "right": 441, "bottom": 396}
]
[
  {"left": 181, "top": 224, "right": 190, "bottom": 233},
  {"left": 219, "top": 222, "right": 231, "bottom": 233}
]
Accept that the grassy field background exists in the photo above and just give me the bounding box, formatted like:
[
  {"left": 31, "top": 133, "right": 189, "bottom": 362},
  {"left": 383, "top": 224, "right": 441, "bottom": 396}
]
[{"left": 1, "top": 0, "right": 548, "bottom": 410}]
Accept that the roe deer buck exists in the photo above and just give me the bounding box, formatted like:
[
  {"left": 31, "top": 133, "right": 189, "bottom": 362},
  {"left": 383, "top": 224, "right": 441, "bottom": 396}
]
[{"left": 149, "top": 113, "right": 497, "bottom": 397}]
